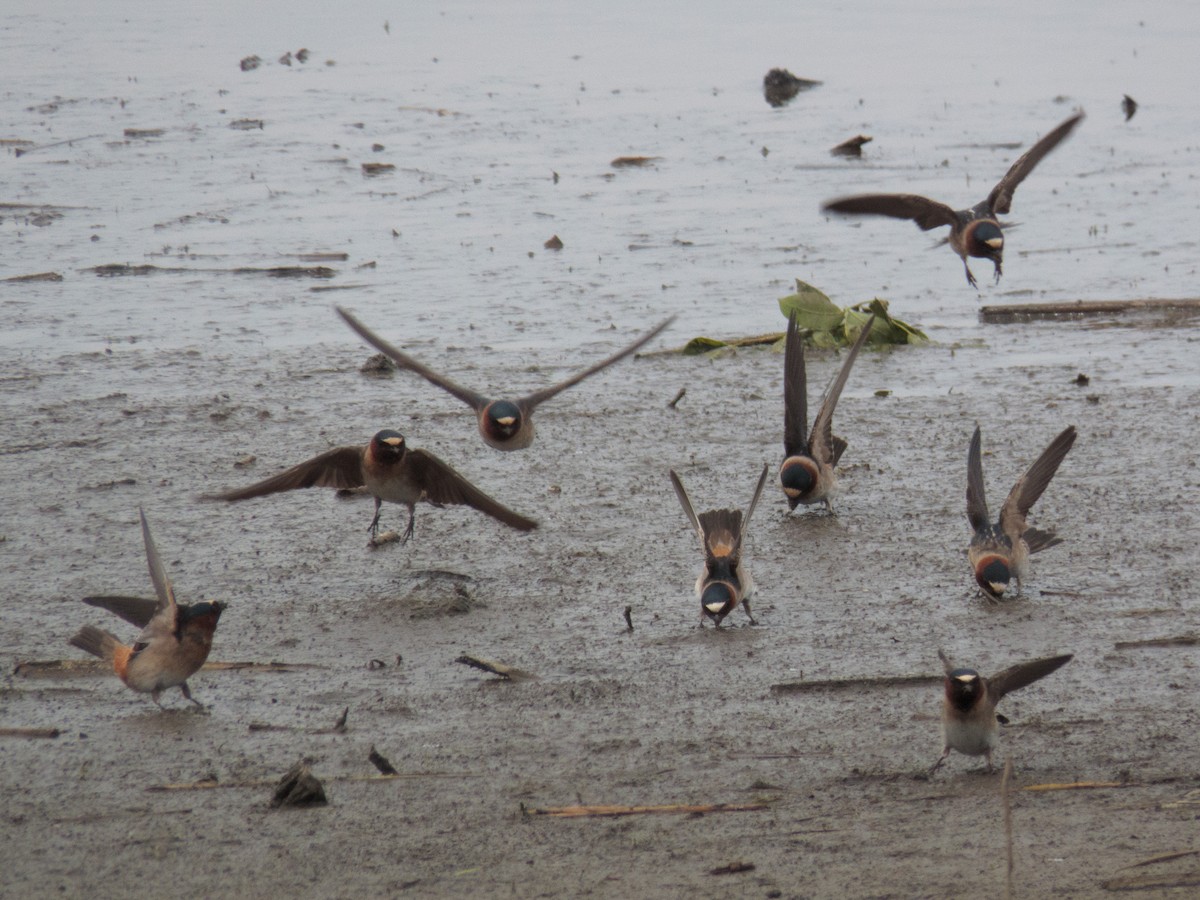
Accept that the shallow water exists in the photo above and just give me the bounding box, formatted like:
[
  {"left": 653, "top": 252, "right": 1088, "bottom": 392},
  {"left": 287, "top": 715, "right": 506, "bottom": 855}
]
[{"left": 3, "top": 2, "right": 1200, "bottom": 897}]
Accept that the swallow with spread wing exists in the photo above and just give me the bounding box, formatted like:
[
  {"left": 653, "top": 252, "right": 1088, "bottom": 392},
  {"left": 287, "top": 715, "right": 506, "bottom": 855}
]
[
  {"left": 822, "top": 112, "right": 1084, "bottom": 286},
  {"left": 69, "top": 508, "right": 224, "bottom": 707},
  {"left": 932, "top": 649, "right": 1073, "bottom": 774},
  {"left": 967, "top": 425, "right": 1076, "bottom": 598},
  {"left": 669, "top": 464, "right": 770, "bottom": 626},
  {"left": 780, "top": 312, "right": 874, "bottom": 513},
  {"left": 204, "top": 429, "right": 537, "bottom": 542},
  {"left": 338, "top": 307, "right": 674, "bottom": 450}
]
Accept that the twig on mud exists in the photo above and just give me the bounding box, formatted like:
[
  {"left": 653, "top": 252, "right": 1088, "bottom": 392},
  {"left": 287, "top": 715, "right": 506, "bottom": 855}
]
[
  {"left": 980, "top": 297, "right": 1200, "bottom": 323},
  {"left": 454, "top": 654, "right": 537, "bottom": 681},
  {"left": 667, "top": 387, "right": 686, "bottom": 409},
  {"left": 1020, "top": 781, "right": 1128, "bottom": 792},
  {"left": 14, "top": 133, "right": 103, "bottom": 156},
  {"left": 1100, "top": 871, "right": 1200, "bottom": 891},
  {"left": 1113, "top": 634, "right": 1199, "bottom": 650},
  {"left": 623, "top": 605, "right": 634, "bottom": 631},
  {"left": 1002, "top": 756, "right": 1014, "bottom": 900},
  {"left": 520, "top": 801, "right": 770, "bottom": 818},
  {"left": 1128, "top": 850, "right": 1200, "bottom": 868},
  {"left": 770, "top": 673, "right": 940, "bottom": 694},
  {"left": 0, "top": 727, "right": 61, "bottom": 739},
  {"left": 709, "top": 861, "right": 755, "bottom": 876},
  {"left": 83, "top": 263, "right": 336, "bottom": 279},
  {"left": 147, "top": 771, "right": 481, "bottom": 792}
]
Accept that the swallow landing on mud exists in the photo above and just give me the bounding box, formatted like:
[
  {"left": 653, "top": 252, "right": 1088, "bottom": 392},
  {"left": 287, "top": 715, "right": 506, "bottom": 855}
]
[
  {"left": 780, "top": 312, "right": 874, "bottom": 513},
  {"left": 967, "top": 425, "right": 1076, "bottom": 599},
  {"left": 669, "top": 464, "right": 770, "bottom": 627},
  {"left": 821, "top": 111, "right": 1084, "bottom": 287},
  {"left": 931, "top": 649, "right": 1073, "bottom": 774},
  {"left": 204, "top": 429, "right": 537, "bottom": 542},
  {"left": 337, "top": 307, "right": 675, "bottom": 451},
  {"left": 68, "top": 508, "right": 224, "bottom": 707}
]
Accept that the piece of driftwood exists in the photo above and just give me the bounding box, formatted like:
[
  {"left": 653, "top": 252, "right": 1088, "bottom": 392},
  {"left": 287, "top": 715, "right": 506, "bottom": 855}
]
[
  {"left": 522, "top": 801, "right": 769, "bottom": 819},
  {"left": 830, "top": 135, "right": 872, "bottom": 158},
  {"left": 667, "top": 387, "right": 686, "bottom": 409},
  {"left": 1114, "top": 635, "right": 1199, "bottom": 650},
  {"left": 2, "top": 272, "right": 63, "bottom": 282},
  {"left": 771, "top": 673, "right": 940, "bottom": 694},
  {"left": 610, "top": 156, "right": 661, "bottom": 168},
  {"left": 454, "top": 654, "right": 536, "bottom": 681},
  {"left": 271, "top": 761, "right": 328, "bottom": 808},
  {"left": 623, "top": 605, "right": 634, "bottom": 631},
  {"left": 85, "top": 263, "right": 335, "bottom": 279},
  {"left": 1101, "top": 872, "right": 1200, "bottom": 891},
  {"left": 709, "top": 861, "right": 755, "bottom": 876},
  {"left": 980, "top": 298, "right": 1200, "bottom": 323},
  {"left": 1021, "top": 781, "right": 1127, "bottom": 792},
  {"left": 0, "top": 727, "right": 61, "bottom": 739}
]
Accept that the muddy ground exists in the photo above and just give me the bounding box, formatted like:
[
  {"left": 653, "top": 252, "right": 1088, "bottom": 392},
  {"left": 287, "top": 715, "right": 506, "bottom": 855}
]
[{"left": 3, "top": 2, "right": 1200, "bottom": 898}]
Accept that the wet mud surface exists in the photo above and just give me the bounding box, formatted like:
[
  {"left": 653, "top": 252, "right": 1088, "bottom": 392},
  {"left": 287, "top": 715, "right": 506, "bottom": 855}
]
[{"left": 3, "top": 2, "right": 1200, "bottom": 898}]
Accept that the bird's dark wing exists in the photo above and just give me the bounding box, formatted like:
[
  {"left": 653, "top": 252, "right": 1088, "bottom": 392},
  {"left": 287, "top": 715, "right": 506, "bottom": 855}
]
[
  {"left": 337, "top": 307, "right": 490, "bottom": 411},
  {"left": 520, "top": 316, "right": 675, "bottom": 410},
  {"left": 81, "top": 595, "right": 159, "bottom": 629},
  {"left": 404, "top": 449, "right": 538, "bottom": 532},
  {"left": 1023, "top": 527, "right": 1063, "bottom": 555},
  {"left": 203, "top": 446, "right": 366, "bottom": 501},
  {"left": 669, "top": 469, "right": 705, "bottom": 552},
  {"left": 783, "top": 311, "right": 808, "bottom": 458},
  {"left": 937, "top": 649, "right": 957, "bottom": 675},
  {"left": 809, "top": 315, "right": 874, "bottom": 466},
  {"left": 822, "top": 194, "right": 960, "bottom": 231},
  {"left": 740, "top": 464, "right": 770, "bottom": 538},
  {"left": 998, "top": 426, "right": 1076, "bottom": 542},
  {"left": 988, "top": 654, "right": 1073, "bottom": 703},
  {"left": 966, "top": 426, "right": 990, "bottom": 532},
  {"left": 138, "top": 508, "right": 176, "bottom": 617},
  {"left": 987, "top": 112, "right": 1084, "bottom": 215}
]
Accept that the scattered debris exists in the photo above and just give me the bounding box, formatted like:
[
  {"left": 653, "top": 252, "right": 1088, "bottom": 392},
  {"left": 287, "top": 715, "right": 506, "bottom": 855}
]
[
  {"left": 610, "top": 156, "right": 660, "bottom": 168},
  {"left": 298, "top": 252, "right": 349, "bottom": 262},
  {"left": 779, "top": 283, "right": 927, "bottom": 346},
  {"left": 362, "top": 162, "right": 395, "bottom": 176},
  {"left": 359, "top": 353, "right": 396, "bottom": 377},
  {"left": 2, "top": 272, "right": 63, "bottom": 282},
  {"left": 623, "top": 605, "right": 634, "bottom": 631},
  {"left": 392, "top": 570, "right": 476, "bottom": 617},
  {"left": 368, "top": 746, "right": 399, "bottom": 776},
  {"left": 1113, "top": 634, "right": 1199, "bottom": 650},
  {"left": 455, "top": 654, "right": 537, "bottom": 682},
  {"left": 12, "top": 134, "right": 102, "bottom": 157},
  {"left": 0, "top": 727, "right": 61, "bottom": 739},
  {"left": 980, "top": 297, "right": 1200, "bottom": 323},
  {"left": 1122, "top": 94, "right": 1138, "bottom": 122},
  {"left": 325, "top": 707, "right": 349, "bottom": 734},
  {"left": 85, "top": 263, "right": 334, "bottom": 278},
  {"left": 240, "top": 55, "right": 262, "bottom": 72},
  {"left": 544, "top": 234, "right": 563, "bottom": 250},
  {"left": 667, "top": 387, "right": 686, "bottom": 409},
  {"left": 830, "top": 135, "right": 872, "bottom": 158},
  {"left": 228, "top": 118, "right": 264, "bottom": 130},
  {"left": 270, "top": 761, "right": 328, "bottom": 808},
  {"left": 522, "top": 801, "right": 769, "bottom": 818},
  {"left": 1021, "top": 781, "right": 1128, "bottom": 792},
  {"left": 123, "top": 128, "right": 165, "bottom": 139},
  {"left": 762, "top": 68, "right": 822, "bottom": 107},
  {"left": 296, "top": 48, "right": 310, "bottom": 63},
  {"left": 12, "top": 658, "right": 321, "bottom": 679},
  {"left": 771, "top": 672, "right": 940, "bottom": 694},
  {"left": 233, "top": 454, "right": 257, "bottom": 469},
  {"left": 709, "top": 861, "right": 755, "bottom": 876},
  {"left": 1072, "top": 373, "right": 1090, "bottom": 386}
]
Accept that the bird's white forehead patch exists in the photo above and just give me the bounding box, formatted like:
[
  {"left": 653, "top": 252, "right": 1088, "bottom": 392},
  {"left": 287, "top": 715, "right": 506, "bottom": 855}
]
[
  {"left": 496, "top": 416, "right": 516, "bottom": 426},
  {"left": 954, "top": 673, "right": 978, "bottom": 684},
  {"left": 384, "top": 436, "right": 403, "bottom": 446}
]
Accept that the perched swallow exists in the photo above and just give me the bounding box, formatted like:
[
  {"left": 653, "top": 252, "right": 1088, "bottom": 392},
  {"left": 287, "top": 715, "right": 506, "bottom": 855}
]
[
  {"left": 336, "top": 307, "right": 674, "bottom": 451},
  {"left": 780, "top": 312, "right": 875, "bottom": 513},
  {"left": 931, "top": 649, "right": 1073, "bottom": 774},
  {"left": 68, "top": 508, "right": 224, "bottom": 707},
  {"left": 669, "top": 464, "right": 770, "bottom": 626},
  {"left": 821, "top": 112, "right": 1084, "bottom": 286},
  {"left": 967, "top": 425, "right": 1076, "bottom": 598},
  {"left": 204, "top": 429, "right": 537, "bottom": 542}
]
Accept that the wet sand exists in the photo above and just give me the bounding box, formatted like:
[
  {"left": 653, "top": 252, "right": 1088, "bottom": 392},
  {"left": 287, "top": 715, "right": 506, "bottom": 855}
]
[{"left": 3, "top": 2, "right": 1199, "bottom": 898}]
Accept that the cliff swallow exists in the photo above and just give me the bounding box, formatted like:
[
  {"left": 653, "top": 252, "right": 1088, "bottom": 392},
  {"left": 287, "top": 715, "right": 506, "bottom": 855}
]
[
  {"left": 669, "top": 464, "right": 770, "bottom": 626},
  {"left": 967, "top": 425, "right": 1076, "bottom": 598},
  {"left": 931, "top": 649, "right": 1073, "bottom": 774},
  {"left": 204, "top": 429, "right": 537, "bottom": 542},
  {"left": 68, "top": 508, "right": 224, "bottom": 707},
  {"left": 336, "top": 307, "right": 674, "bottom": 451},
  {"left": 821, "top": 111, "right": 1084, "bottom": 286},
  {"left": 780, "top": 312, "right": 874, "bottom": 513}
]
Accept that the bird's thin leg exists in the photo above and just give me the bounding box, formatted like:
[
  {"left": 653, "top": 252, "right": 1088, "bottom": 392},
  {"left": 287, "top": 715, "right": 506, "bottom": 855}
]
[
  {"left": 152, "top": 689, "right": 164, "bottom": 709},
  {"left": 929, "top": 747, "right": 951, "bottom": 776},
  {"left": 984, "top": 750, "right": 995, "bottom": 774},
  {"left": 992, "top": 259, "right": 1003, "bottom": 284},
  {"left": 742, "top": 598, "right": 758, "bottom": 625},
  {"left": 400, "top": 505, "right": 416, "bottom": 544},
  {"left": 964, "top": 261, "right": 978, "bottom": 288},
  {"left": 367, "top": 497, "right": 383, "bottom": 538},
  {"left": 823, "top": 497, "right": 835, "bottom": 515},
  {"left": 180, "top": 681, "right": 203, "bottom": 708}
]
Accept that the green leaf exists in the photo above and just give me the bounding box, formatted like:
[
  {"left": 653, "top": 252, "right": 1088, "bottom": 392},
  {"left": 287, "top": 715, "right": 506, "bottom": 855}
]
[
  {"left": 681, "top": 336, "right": 727, "bottom": 355},
  {"left": 778, "top": 280, "right": 845, "bottom": 334}
]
